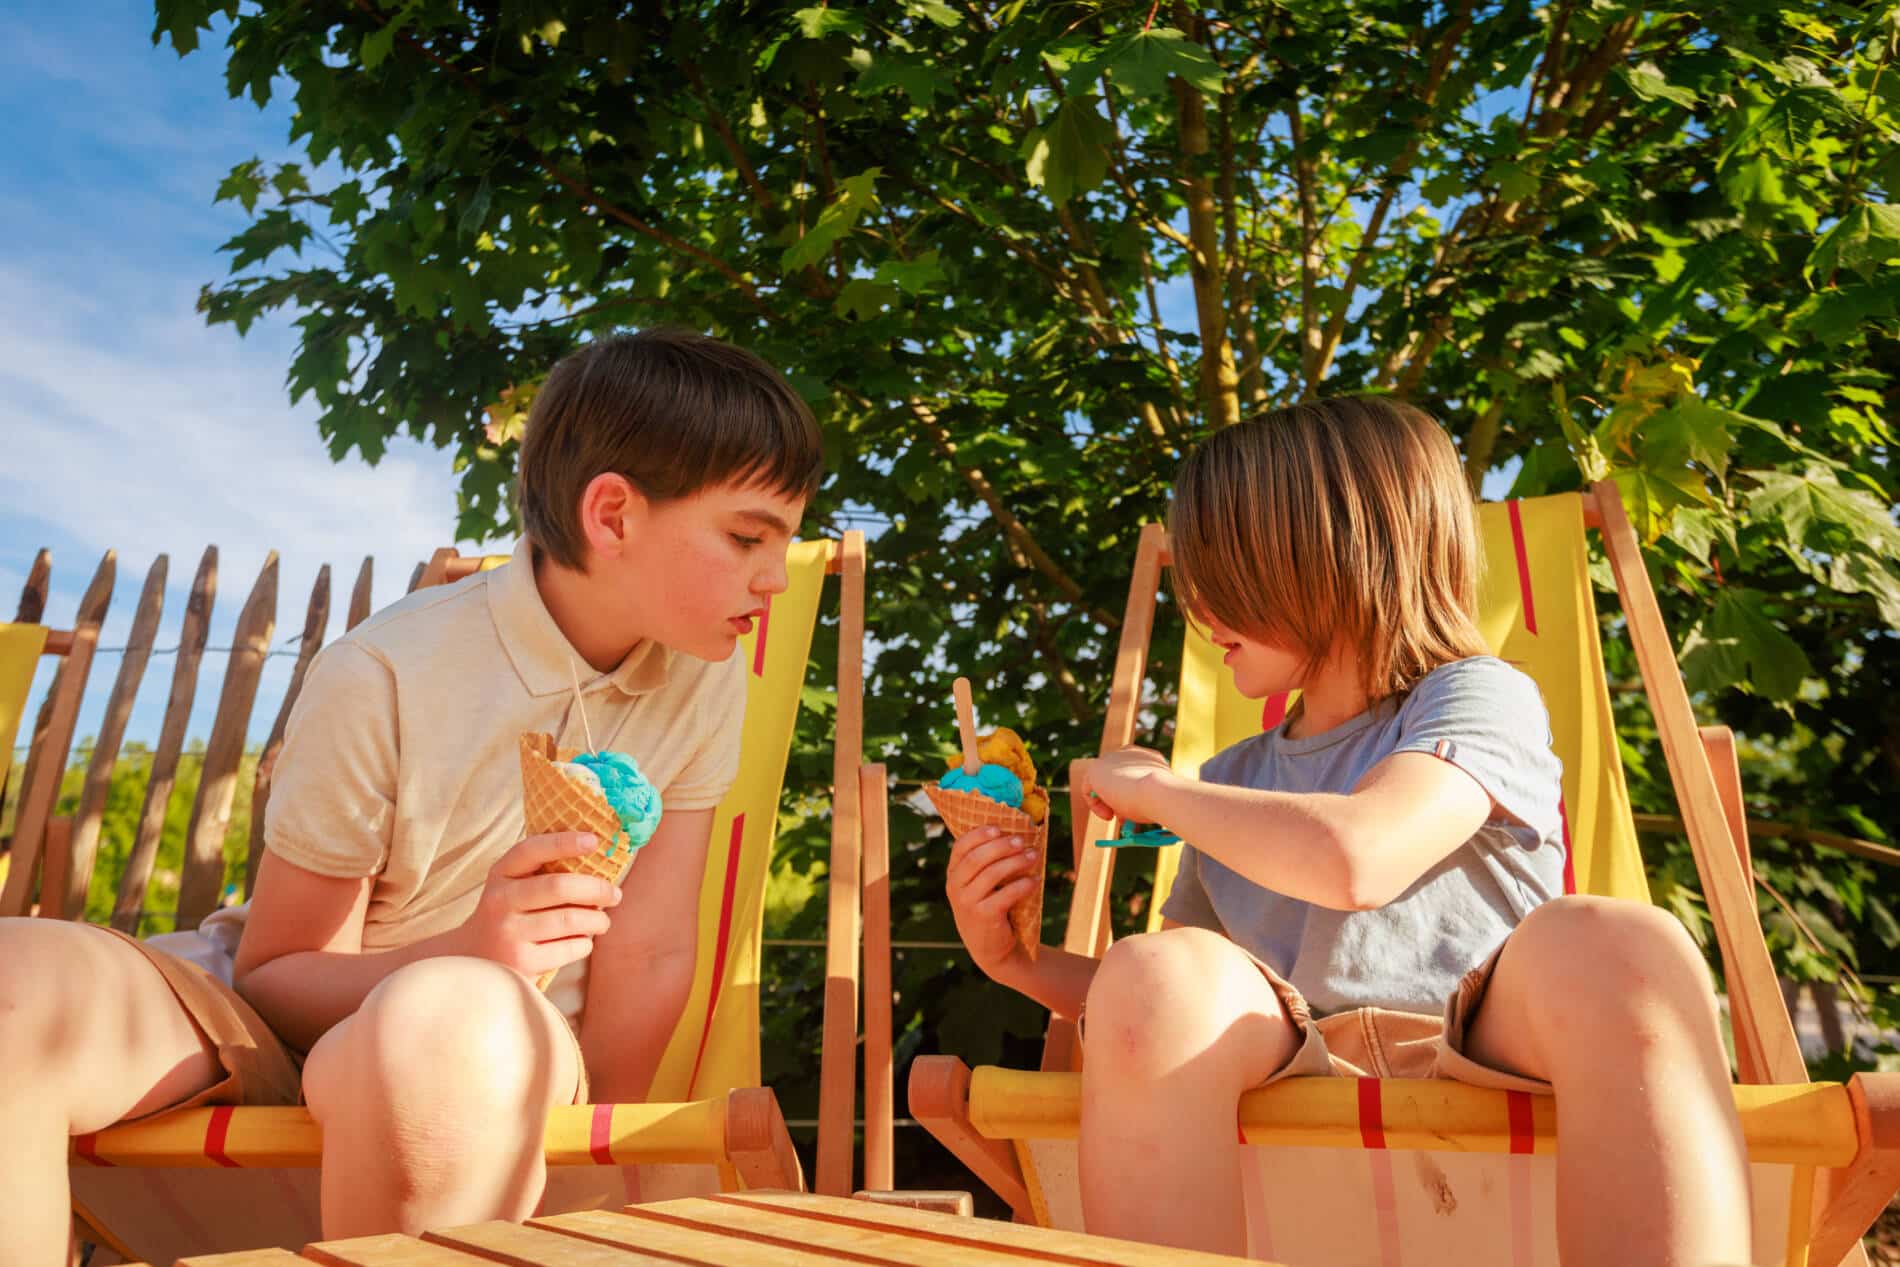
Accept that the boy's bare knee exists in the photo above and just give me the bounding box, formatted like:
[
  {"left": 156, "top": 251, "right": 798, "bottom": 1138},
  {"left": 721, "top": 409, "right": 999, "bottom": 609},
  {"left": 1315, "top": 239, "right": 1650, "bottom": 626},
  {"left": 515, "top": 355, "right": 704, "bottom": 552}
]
[{"left": 310, "top": 957, "right": 565, "bottom": 1122}]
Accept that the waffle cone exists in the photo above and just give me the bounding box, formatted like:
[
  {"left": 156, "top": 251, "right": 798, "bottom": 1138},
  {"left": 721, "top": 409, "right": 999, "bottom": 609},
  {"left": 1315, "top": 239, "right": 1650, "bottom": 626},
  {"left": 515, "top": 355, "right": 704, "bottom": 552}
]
[
  {"left": 519, "top": 732, "right": 637, "bottom": 989},
  {"left": 925, "top": 783, "right": 1046, "bottom": 961}
]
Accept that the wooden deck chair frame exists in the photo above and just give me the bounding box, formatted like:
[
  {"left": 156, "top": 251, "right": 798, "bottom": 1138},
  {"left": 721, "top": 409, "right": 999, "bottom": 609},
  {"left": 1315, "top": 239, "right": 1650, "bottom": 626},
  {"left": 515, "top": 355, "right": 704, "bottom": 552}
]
[
  {"left": 911, "top": 483, "right": 1900, "bottom": 1266},
  {"left": 49, "top": 533, "right": 883, "bottom": 1265},
  {"left": 1, "top": 549, "right": 113, "bottom": 916}
]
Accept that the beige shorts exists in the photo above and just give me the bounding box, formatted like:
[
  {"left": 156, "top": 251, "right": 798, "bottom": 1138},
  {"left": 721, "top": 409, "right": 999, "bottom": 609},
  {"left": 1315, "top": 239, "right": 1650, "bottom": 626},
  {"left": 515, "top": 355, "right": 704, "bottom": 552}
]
[
  {"left": 1077, "top": 938, "right": 1549, "bottom": 1094},
  {"left": 107, "top": 927, "right": 590, "bottom": 1117},
  {"left": 1246, "top": 942, "right": 1550, "bottom": 1093}
]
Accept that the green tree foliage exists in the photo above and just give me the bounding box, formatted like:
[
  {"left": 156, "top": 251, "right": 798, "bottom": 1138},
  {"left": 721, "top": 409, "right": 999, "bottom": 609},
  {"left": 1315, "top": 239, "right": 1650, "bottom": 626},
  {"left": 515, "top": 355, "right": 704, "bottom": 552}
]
[{"left": 153, "top": 0, "right": 1900, "bottom": 1136}]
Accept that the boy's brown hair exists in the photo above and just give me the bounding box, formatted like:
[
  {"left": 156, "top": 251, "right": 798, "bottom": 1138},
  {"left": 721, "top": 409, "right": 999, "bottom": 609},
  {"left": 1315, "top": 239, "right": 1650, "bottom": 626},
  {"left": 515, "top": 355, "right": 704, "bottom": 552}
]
[
  {"left": 518, "top": 328, "right": 824, "bottom": 569},
  {"left": 1169, "top": 396, "right": 1489, "bottom": 701}
]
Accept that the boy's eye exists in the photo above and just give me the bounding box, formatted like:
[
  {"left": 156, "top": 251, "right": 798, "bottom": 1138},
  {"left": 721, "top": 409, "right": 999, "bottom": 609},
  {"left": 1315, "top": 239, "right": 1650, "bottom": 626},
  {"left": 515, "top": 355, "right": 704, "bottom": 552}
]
[{"left": 730, "top": 533, "right": 763, "bottom": 549}]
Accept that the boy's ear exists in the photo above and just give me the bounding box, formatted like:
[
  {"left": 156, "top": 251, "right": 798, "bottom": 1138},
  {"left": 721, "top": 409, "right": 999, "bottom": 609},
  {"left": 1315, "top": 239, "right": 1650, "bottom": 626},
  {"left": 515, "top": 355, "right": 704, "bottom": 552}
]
[{"left": 577, "top": 472, "right": 650, "bottom": 562}]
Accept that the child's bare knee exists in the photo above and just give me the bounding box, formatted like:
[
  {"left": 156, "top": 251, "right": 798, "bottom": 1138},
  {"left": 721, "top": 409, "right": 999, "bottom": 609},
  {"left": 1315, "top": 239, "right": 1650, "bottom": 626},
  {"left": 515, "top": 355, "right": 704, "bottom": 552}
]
[
  {"left": 313, "top": 957, "right": 562, "bottom": 1120},
  {"left": 1085, "top": 928, "right": 1285, "bottom": 1079},
  {"left": 1512, "top": 897, "right": 1715, "bottom": 1037}
]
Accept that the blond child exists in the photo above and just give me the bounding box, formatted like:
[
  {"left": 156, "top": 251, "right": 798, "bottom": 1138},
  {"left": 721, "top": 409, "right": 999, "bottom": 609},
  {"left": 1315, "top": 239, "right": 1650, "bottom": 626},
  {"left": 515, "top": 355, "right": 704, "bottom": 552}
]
[
  {"left": 946, "top": 397, "right": 1749, "bottom": 1264},
  {"left": 0, "top": 328, "right": 822, "bottom": 1262}
]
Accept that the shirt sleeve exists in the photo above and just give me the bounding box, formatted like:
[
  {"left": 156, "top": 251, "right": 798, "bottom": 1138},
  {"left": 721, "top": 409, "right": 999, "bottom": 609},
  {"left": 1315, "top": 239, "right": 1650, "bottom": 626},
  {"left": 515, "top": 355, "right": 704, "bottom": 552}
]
[
  {"left": 1158, "top": 845, "right": 1222, "bottom": 930},
  {"left": 1391, "top": 656, "right": 1564, "bottom": 844},
  {"left": 263, "top": 640, "right": 398, "bottom": 878},
  {"left": 661, "top": 652, "right": 749, "bottom": 811},
  {"left": 1158, "top": 744, "right": 1241, "bottom": 930}
]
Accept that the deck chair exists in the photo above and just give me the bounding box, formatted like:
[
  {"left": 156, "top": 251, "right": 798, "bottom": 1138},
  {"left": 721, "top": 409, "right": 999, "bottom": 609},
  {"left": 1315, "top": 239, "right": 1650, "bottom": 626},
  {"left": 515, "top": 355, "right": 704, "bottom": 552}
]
[
  {"left": 0, "top": 623, "right": 99, "bottom": 900},
  {"left": 912, "top": 485, "right": 1900, "bottom": 1267},
  {"left": 64, "top": 534, "right": 891, "bottom": 1264}
]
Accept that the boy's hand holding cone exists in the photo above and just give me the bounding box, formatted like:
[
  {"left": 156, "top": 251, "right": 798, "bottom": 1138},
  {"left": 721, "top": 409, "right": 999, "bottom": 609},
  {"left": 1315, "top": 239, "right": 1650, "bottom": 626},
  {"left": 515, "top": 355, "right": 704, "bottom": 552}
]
[
  {"left": 926, "top": 678, "right": 1048, "bottom": 961},
  {"left": 517, "top": 730, "right": 661, "bottom": 989}
]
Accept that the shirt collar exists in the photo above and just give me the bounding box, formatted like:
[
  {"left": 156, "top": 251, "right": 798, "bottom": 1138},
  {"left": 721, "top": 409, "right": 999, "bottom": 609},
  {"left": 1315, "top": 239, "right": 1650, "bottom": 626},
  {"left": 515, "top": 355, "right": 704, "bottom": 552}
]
[{"left": 487, "top": 538, "right": 671, "bottom": 698}]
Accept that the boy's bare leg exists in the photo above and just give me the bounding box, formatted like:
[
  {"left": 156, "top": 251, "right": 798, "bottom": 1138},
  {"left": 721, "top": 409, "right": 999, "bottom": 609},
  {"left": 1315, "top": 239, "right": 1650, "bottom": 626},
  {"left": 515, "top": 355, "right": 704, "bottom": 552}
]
[
  {"left": 0, "top": 920, "right": 225, "bottom": 1267},
  {"left": 303, "top": 956, "right": 580, "bottom": 1238},
  {"left": 1078, "top": 926, "right": 1298, "bottom": 1255},
  {"left": 1462, "top": 895, "right": 1751, "bottom": 1267}
]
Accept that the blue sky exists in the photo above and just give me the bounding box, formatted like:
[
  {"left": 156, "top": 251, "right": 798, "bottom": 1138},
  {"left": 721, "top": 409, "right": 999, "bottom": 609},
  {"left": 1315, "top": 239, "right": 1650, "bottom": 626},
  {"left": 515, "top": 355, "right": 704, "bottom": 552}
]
[{"left": 3, "top": 3, "right": 497, "bottom": 755}]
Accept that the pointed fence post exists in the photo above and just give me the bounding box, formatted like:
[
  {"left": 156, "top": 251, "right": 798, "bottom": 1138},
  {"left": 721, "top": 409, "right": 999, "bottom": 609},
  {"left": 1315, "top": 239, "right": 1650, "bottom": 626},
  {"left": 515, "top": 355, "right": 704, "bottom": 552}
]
[
  {"left": 245, "top": 564, "right": 329, "bottom": 897},
  {"left": 347, "top": 556, "right": 374, "bottom": 631},
  {"left": 0, "top": 551, "right": 115, "bottom": 917},
  {"left": 56, "top": 556, "right": 168, "bottom": 921},
  {"left": 176, "top": 552, "right": 277, "bottom": 931},
  {"left": 112, "top": 547, "right": 217, "bottom": 933}
]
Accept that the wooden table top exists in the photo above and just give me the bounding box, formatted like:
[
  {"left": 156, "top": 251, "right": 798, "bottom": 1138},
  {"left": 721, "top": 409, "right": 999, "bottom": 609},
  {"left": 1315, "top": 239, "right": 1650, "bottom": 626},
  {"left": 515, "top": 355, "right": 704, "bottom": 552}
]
[{"left": 167, "top": 1191, "right": 1268, "bottom": 1266}]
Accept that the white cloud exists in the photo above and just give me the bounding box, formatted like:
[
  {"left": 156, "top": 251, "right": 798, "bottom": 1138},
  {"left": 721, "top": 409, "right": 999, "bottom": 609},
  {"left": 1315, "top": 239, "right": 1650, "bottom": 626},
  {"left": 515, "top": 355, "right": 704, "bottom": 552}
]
[{"left": 2, "top": 258, "right": 504, "bottom": 749}]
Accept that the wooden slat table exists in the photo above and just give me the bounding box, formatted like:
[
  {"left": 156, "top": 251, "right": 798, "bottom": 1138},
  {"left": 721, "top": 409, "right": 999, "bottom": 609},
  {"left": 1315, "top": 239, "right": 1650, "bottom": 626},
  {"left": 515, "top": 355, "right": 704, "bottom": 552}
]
[{"left": 166, "top": 1191, "right": 1270, "bottom": 1265}]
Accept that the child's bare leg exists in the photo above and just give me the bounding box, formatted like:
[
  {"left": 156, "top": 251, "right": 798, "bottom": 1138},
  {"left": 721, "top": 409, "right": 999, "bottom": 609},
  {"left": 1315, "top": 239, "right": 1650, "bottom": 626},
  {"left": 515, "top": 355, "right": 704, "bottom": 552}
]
[
  {"left": 1078, "top": 926, "right": 1297, "bottom": 1254},
  {"left": 1461, "top": 896, "right": 1750, "bottom": 1266},
  {"left": 0, "top": 920, "right": 224, "bottom": 1267},
  {"left": 302, "top": 956, "right": 580, "bottom": 1238}
]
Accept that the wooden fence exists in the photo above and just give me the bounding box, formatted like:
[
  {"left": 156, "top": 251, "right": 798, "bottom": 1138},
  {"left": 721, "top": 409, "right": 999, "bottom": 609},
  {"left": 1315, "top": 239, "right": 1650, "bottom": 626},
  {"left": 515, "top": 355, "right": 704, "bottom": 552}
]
[{"left": 1, "top": 547, "right": 378, "bottom": 929}]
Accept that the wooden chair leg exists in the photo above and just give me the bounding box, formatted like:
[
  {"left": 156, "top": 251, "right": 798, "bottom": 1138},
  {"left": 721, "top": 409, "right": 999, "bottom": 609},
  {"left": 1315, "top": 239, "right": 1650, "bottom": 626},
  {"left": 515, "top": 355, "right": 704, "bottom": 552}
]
[
  {"left": 909, "top": 1056, "right": 1033, "bottom": 1221},
  {"left": 36, "top": 816, "right": 73, "bottom": 921},
  {"left": 1811, "top": 1073, "right": 1900, "bottom": 1265},
  {"left": 1700, "top": 724, "right": 1774, "bottom": 1085},
  {"left": 726, "top": 1087, "right": 806, "bottom": 1193},
  {"left": 860, "top": 763, "right": 894, "bottom": 1192}
]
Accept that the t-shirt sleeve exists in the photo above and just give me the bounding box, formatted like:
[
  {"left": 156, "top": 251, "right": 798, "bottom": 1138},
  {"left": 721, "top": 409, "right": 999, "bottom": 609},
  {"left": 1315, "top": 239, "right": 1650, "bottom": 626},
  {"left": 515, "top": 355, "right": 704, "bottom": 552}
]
[
  {"left": 661, "top": 653, "right": 749, "bottom": 811},
  {"left": 264, "top": 640, "right": 398, "bottom": 878},
  {"left": 1159, "top": 744, "right": 1242, "bottom": 930},
  {"left": 1391, "top": 656, "right": 1563, "bottom": 844},
  {"left": 1158, "top": 845, "right": 1222, "bottom": 930}
]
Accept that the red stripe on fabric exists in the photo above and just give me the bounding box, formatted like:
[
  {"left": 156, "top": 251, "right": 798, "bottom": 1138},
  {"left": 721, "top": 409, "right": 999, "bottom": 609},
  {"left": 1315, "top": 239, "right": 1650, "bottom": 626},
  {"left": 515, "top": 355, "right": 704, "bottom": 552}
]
[
  {"left": 686, "top": 814, "right": 746, "bottom": 1094},
  {"left": 73, "top": 1133, "right": 110, "bottom": 1167},
  {"left": 589, "top": 1102, "right": 616, "bottom": 1166},
  {"left": 1508, "top": 500, "right": 1538, "bottom": 636},
  {"left": 1261, "top": 692, "right": 1289, "bottom": 731},
  {"left": 203, "top": 1105, "right": 240, "bottom": 1168},
  {"left": 1507, "top": 1091, "right": 1536, "bottom": 1155},
  {"left": 751, "top": 594, "right": 772, "bottom": 678},
  {"left": 1558, "top": 797, "right": 1576, "bottom": 896},
  {"left": 1356, "top": 1078, "right": 1387, "bottom": 1150},
  {"left": 1368, "top": 1151, "right": 1403, "bottom": 1267},
  {"left": 1508, "top": 1154, "right": 1535, "bottom": 1267}
]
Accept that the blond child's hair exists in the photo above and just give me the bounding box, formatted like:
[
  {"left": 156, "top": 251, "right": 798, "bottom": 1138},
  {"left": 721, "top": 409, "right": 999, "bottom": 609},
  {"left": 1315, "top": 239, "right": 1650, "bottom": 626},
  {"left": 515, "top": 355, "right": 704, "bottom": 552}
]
[{"left": 1169, "top": 396, "right": 1489, "bottom": 701}]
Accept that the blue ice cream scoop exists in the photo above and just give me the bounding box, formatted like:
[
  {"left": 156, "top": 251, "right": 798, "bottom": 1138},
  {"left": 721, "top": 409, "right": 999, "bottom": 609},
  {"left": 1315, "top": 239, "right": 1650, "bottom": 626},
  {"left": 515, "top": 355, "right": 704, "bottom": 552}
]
[
  {"left": 564, "top": 751, "right": 663, "bottom": 856},
  {"left": 940, "top": 762, "right": 1024, "bottom": 808}
]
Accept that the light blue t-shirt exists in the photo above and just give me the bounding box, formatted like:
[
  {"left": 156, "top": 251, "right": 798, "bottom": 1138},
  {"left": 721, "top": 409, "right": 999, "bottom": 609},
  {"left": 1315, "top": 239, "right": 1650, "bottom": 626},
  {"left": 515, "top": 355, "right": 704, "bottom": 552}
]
[{"left": 1160, "top": 656, "right": 1566, "bottom": 1016}]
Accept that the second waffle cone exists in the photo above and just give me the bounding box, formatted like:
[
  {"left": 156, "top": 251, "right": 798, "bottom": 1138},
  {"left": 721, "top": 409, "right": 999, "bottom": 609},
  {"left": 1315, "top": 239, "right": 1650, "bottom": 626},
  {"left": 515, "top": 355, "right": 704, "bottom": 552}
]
[{"left": 925, "top": 783, "right": 1046, "bottom": 961}]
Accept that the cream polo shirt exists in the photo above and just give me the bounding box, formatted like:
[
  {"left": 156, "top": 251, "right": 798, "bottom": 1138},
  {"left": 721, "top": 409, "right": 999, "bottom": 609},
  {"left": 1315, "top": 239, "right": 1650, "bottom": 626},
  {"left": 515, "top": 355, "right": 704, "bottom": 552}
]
[{"left": 256, "top": 536, "right": 747, "bottom": 1023}]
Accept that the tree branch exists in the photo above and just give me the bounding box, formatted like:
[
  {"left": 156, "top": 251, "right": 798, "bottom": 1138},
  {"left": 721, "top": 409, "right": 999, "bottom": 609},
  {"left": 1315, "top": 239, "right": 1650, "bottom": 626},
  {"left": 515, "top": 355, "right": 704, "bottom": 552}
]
[
  {"left": 903, "top": 396, "right": 1119, "bottom": 628},
  {"left": 681, "top": 60, "right": 778, "bottom": 213},
  {"left": 1172, "top": 6, "right": 1240, "bottom": 427}
]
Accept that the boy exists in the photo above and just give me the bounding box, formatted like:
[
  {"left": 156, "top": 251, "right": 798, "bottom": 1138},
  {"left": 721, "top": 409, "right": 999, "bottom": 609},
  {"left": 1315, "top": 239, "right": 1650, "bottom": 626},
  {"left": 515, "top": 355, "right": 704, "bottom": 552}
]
[{"left": 0, "top": 327, "right": 823, "bottom": 1261}]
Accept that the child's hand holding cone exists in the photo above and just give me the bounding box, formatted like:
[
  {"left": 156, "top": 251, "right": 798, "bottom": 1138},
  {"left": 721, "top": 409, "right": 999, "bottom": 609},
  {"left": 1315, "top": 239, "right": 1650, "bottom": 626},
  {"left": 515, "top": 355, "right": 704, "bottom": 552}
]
[
  {"left": 927, "top": 677, "right": 1048, "bottom": 962},
  {"left": 455, "top": 831, "right": 623, "bottom": 981}
]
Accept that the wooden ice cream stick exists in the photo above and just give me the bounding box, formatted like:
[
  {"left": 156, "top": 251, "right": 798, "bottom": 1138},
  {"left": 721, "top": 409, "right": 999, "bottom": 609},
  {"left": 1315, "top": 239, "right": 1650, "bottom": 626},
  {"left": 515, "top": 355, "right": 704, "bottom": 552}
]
[{"left": 952, "top": 677, "right": 981, "bottom": 775}]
